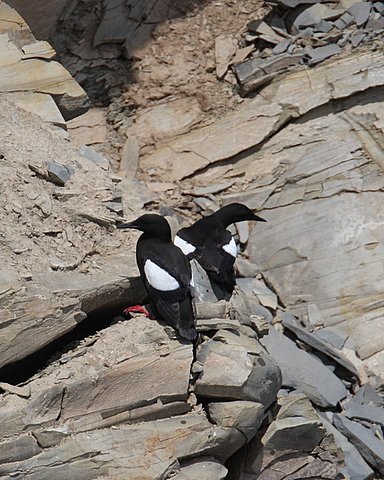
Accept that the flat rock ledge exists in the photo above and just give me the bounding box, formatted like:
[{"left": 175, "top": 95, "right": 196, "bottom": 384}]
[{"left": 0, "top": 310, "right": 345, "bottom": 480}]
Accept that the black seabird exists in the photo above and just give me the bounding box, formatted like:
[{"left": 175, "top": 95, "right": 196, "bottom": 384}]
[
  {"left": 119, "top": 214, "right": 196, "bottom": 340},
  {"left": 174, "top": 203, "right": 266, "bottom": 298}
]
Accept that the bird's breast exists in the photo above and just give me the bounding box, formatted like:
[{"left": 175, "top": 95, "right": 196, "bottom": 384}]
[{"left": 144, "top": 259, "right": 180, "bottom": 291}]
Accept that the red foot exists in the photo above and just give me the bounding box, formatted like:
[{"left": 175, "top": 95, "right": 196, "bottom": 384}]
[{"left": 124, "top": 305, "right": 155, "bottom": 320}]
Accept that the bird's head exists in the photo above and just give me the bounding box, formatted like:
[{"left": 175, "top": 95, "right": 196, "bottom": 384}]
[
  {"left": 214, "top": 203, "right": 266, "bottom": 228},
  {"left": 118, "top": 213, "right": 172, "bottom": 240}
]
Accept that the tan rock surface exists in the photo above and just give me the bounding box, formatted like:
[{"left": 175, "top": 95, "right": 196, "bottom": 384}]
[{"left": 0, "top": 1, "right": 88, "bottom": 122}]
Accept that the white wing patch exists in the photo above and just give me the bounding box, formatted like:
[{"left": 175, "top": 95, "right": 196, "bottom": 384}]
[
  {"left": 174, "top": 235, "right": 196, "bottom": 255},
  {"left": 144, "top": 259, "right": 180, "bottom": 291},
  {"left": 222, "top": 237, "right": 237, "bottom": 258}
]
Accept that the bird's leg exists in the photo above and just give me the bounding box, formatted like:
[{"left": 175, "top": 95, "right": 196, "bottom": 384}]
[{"left": 124, "top": 305, "right": 155, "bottom": 320}]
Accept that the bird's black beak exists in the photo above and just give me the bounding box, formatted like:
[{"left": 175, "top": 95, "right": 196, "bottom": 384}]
[
  {"left": 252, "top": 213, "right": 267, "bottom": 222},
  {"left": 117, "top": 221, "right": 141, "bottom": 230}
]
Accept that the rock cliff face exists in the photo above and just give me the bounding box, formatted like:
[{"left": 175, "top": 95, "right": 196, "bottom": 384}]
[{"left": 1, "top": 2, "right": 384, "bottom": 479}]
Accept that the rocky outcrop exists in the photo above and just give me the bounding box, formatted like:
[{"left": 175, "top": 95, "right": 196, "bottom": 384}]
[
  {"left": 1, "top": 1, "right": 384, "bottom": 479},
  {"left": 0, "top": 1, "right": 89, "bottom": 124}
]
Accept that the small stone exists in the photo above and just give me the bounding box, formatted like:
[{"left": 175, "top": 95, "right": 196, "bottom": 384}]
[
  {"left": 119, "top": 135, "right": 139, "bottom": 178},
  {"left": 193, "top": 181, "right": 235, "bottom": 196},
  {"left": 250, "top": 315, "right": 269, "bottom": 337},
  {"left": 259, "top": 52, "right": 305, "bottom": 74},
  {"left": 235, "top": 257, "right": 260, "bottom": 278},
  {"left": 350, "top": 31, "right": 367, "bottom": 47},
  {"left": 338, "top": 11, "right": 355, "bottom": 26},
  {"left": 348, "top": 2, "right": 372, "bottom": 26},
  {"left": 195, "top": 301, "right": 227, "bottom": 319},
  {"left": 307, "top": 303, "right": 324, "bottom": 327},
  {"left": 235, "top": 220, "right": 250, "bottom": 244},
  {"left": 215, "top": 34, "right": 237, "bottom": 78},
  {"left": 208, "top": 400, "right": 265, "bottom": 441},
  {"left": 272, "top": 38, "right": 292, "bottom": 54},
  {"left": 237, "top": 277, "right": 278, "bottom": 309},
  {"left": 373, "top": 2, "right": 384, "bottom": 13},
  {"left": 0, "top": 382, "right": 31, "bottom": 398},
  {"left": 306, "top": 44, "right": 342, "bottom": 65},
  {"left": 47, "top": 161, "right": 74, "bottom": 186},
  {"left": 333, "top": 414, "right": 384, "bottom": 474},
  {"left": 344, "top": 383, "right": 384, "bottom": 410},
  {"left": 0, "top": 435, "right": 42, "bottom": 464},
  {"left": 313, "top": 327, "right": 348, "bottom": 350},
  {"left": 314, "top": 19, "right": 334, "bottom": 32},
  {"left": 262, "top": 394, "right": 326, "bottom": 467},
  {"left": 293, "top": 4, "right": 345, "bottom": 29},
  {"left": 78, "top": 144, "right": 109, "bottom": 169},
  {"left": 365, "top": 11, "right": 384, "bottom": 29},
  {"left": 248, "top": 20, "right": 286, "bottom": 43},
  {"left": 196, "top": 318, "right": 241, "bottom": 332}
]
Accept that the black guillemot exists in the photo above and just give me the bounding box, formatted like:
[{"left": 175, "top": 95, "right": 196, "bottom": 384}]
[
  {"left": 174, "top": 203, "right": 266, "bottom": 299},
  {"left": 119, "top": 214, "right": 197, "bottom": 340}
]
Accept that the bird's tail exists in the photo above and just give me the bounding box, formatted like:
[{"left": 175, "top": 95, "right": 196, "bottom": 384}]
[
  {"left": 179, "top": 294, "right": 197, "bottom": 340},
  {"left": 178, "top": 324, "right": 197, "bottom": 340}
]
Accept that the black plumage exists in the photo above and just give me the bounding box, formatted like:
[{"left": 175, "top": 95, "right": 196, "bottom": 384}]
[
  {"left": 119, "top": 214, "right": 196, "bottom": 340},
  {"left": 174, "top": 203, "right": 266, "bottom": 298}
]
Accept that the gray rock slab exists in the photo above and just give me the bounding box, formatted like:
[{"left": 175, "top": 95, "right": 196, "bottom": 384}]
[
  {"left": 196, "top": 318, "right": 241, "bottom": 332},
  {"left": 307, "top": 44, "right": 342, "bottom": 65},
  {"left": 351, "top": 31, "right": 367, "bottom": 46},
  {"left": 344, "top": 405, "right": 384, "bottom": 426},
  {"left": 314, "top": 19, "right": 334, "bottom": 32},
  {"left": 319, "top": 413, "right": 374, "bottom": 480},
  {"left": 0, "top": 435, "right": 42, "bottom": 464},
  {"left": 313, "top": 326, "right": 348, "bottom": 350},
  {"left": 119, "top": 135, "right": 139, "bottom": 178},
  {"left": 195, "top": 331, "right": 281, "bottom": 408},
  {"left": 261, "top": 394, "right": 326, "bottom": 466},
  {"left": 333, "top": 414, "right": 384, "bottom": 474},
  {"left": 195, "top": 340, "right": 253, "bottom": 399},
  {"left": 348, "top": 2, "right": 372, "bottom": 25},
  {"left": 142, "top": 50, "right": 384, "bottom": 182},
  {"left": 249, "top": 299, "right": 274, "bottom": 323},
  {"left": 195, "top": 300, "right": 227, "bottom": 319},
  {"left": 193, "top": 181, "right": 235, "bottom": 196},
  {"left": 213, "top": 329, "right": 281, "bottom": 406},
  {"left": 281, "top": 314, "right": 361, "bottom": 377},
  {"left": 373, "top": 1, "right": 384, "bottom": 13},
  {"left": 0, "top": 412, "right": 244, "bottom": 479},
  {"left": 273, "top": 0, "right": 321, "bottom": 8},
  {"left": 208, "top": 400, "right": 265, "bottom": 441},
  {"left": 78, "top": 144, "right": 109, "bottom": 169},
  {"left": 236, "top": 277, "right": 278, "bottom": 309},
  {"left": 235, "top": 257, "right": 260, "bottom": 278},
  {"left": 293, "top": 4, "right": 345, "bottom": 29},
  {"left": 172, "top": 460, "right": 228, "bottom": 480},
  {"left": 261, "top": 326, "right": 347, "bottom": 407},
  {"left": 365, "top": 11, "right": 384, "bottom": 29},
  {"left": 227, "top": 288, "right": 253, "bottom": 325},
  {"left": 272, "top": 38, "right": 292, "bottom": 55},
  {"left": 0, "top": 318, "right": 192, "bottom": 441},
  {"left": 344, "top": 383, "right": 384, "bottom": 410},
  {"left": 233, "top": 56, "right": 264, "bottom": 84},
  {"left": 191, "top": 259, "right": 221, "bottom": 303},
  {"left": 260, "top": 52, "right": 305, "bottom": 75},
  {"left": 338, "top": 11, "right": 355, "bottom": 26}
]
